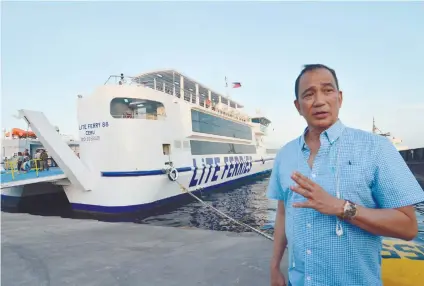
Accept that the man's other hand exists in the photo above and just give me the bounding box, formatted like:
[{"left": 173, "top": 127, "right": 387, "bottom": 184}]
[{"left": 271, "top": 267, "right": 286, "bottom": 286}]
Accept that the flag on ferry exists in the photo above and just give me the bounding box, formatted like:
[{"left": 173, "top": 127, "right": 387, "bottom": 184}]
[{"left": 232, "top": 82, "right": 242, "bottom": 88}]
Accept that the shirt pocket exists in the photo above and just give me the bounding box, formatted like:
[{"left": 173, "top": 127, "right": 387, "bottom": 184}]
[{"left": 338, "top": 163, "right": 374, "bottom": 206}]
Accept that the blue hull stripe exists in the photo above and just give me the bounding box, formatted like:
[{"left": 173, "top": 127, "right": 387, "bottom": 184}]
[
  {"left": 100, "top": 158, "right": 275, "bottom": 177},
  {"left": 72, "top": 169, "right": 272, "bottom": 214},
  {"left": 101, "top": 167, "right": 193, "bottom": 177}
]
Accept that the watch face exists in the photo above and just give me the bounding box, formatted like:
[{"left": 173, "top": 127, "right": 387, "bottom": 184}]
[{"left": 345, "top": 202, "right": 357, "bottom": 218}]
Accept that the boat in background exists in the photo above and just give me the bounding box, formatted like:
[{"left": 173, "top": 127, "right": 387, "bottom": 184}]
[
  {"left": 372, "top": 117, "right": 409, "bottom": 151},
  {"left": 372, "top": 118, "right": 424, "bottom": 184}
]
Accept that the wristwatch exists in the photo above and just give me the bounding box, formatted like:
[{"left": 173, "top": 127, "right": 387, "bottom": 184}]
[{"left": 341, "top": 200, "right": 357, "bottom": 220}]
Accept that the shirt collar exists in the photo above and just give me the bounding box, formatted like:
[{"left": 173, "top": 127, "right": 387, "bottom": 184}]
[{"left": 300, "top": 119, "right": 345, "bottom": 150}]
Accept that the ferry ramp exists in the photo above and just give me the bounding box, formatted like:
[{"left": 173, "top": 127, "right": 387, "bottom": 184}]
[
  {"left": 1, "top": 167, "right": 68, "bottom": 189},
  {"left": 8, "top": 109, "right": 92, "bottom": 191}
]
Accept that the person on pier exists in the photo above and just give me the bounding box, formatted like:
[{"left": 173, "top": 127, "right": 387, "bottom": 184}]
[{"left": 267, "top": 64, "right": 424, "bottom": 286}]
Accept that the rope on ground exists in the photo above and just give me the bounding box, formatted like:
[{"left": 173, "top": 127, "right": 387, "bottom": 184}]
[{"left": 163, "top": 167, "right": 274, "bottom": 241}]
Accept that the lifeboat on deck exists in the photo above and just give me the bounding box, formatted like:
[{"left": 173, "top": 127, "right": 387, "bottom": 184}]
[{"left": 5, "top": 128, "right": 37, "bottom": 139}]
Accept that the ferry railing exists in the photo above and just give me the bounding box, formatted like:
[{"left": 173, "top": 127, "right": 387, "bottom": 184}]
[
  {"left": 104, "top": 75, "right": 251, "bottom": 124},
  {"left": 2, "top": 158, "right": 42, "bottom": 180},
  {"left": 4, "top": 159, "right": 16, "bottom": 180},
  {"left": 104, "top": 75, "right": 141, "bottom": 86},
  {"left": 32, "top": 158, "right": 41, "bottom": 177},
  {"left": 111, "top": 113, "right": 167, "bottom": 120}
]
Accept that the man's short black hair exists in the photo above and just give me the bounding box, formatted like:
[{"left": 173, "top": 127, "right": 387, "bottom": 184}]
[{"left": 294, "top": 64, "right": 339, "bottom": 99}]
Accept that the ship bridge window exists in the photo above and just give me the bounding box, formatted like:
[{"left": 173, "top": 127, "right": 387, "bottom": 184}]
[
  {"left": 191, "top": 109, "right": 252, "bottom": 140},
  {"left": 110, "top": 98, "right": 166, "bottom": 120},
  {"left": 190, "top": 140, "right": 256, "bottom": 155}
]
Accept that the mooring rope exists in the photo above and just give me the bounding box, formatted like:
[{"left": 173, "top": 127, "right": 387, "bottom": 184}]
[{"left": 163, "top": 167, "right": 274, "bottom": 241}]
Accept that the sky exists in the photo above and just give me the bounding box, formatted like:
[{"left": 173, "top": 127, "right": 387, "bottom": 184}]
[{"left": 1, "top": 1, "right": 424, "bottom": 148}]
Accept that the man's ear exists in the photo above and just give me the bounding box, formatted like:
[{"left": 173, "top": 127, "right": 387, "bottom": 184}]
[
  {"left": 338, "top": 91, "right": 343, "bottom": 108},
  {"left": 294, "top": 99, "right": 302, "bottom": 115}
]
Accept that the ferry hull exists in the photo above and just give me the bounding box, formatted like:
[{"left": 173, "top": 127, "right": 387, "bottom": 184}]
[
  {"left": 64, "top": 158, "right": 274, "bottom": 214},
  {"left": 1, "top": 186, "right": 24, "bottom": 208},
  {"left": 407, "top": 161, "right": 424, "bottom": 184},
  {"left": 1, "top": 181, "right": 66, "bottom": 210}
]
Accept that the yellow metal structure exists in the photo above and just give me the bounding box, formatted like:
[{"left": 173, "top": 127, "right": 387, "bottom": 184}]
[{"left": 382, "top": 238, "right": 424, "bottom": 286}]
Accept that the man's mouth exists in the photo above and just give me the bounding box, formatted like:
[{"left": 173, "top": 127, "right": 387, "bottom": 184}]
[{"left": 313, "top": 111, "right": 328, "bottom": 115}]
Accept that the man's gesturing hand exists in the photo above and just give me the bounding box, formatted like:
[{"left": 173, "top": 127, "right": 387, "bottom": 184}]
[{"left": 290, "top": 172, "right": 344, "bottom": 216}]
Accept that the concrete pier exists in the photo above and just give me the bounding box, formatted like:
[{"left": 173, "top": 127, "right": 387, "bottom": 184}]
[{"left": 1, "top": 212, "right": 288, "bottom": 286}]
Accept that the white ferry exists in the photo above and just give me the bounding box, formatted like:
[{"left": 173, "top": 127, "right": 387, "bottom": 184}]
[{"left": 2, "top": 70, "right": 278, "bottom": 214}]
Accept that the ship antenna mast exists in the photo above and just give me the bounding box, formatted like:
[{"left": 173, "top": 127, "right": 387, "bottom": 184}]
[{"left": 372, "top": 117, "right": 390, "bottom": 137}]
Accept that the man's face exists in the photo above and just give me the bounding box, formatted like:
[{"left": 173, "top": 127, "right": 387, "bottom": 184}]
[{"left": 294, "top": 68, "right": 343, "bottom": 130}]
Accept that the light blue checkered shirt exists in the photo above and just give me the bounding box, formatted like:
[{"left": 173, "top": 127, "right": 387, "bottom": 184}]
[{"left": 267, "top": 119, "right": 424, "bottom": 286}]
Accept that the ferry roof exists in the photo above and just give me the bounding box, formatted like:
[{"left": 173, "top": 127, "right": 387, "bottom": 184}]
[{"left": 133, "top": 69, "right": 244, "bottom": 108}]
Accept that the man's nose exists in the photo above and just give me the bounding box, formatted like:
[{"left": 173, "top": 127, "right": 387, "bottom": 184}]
[{"left": 313, "top": 92, "right": 326, "bottom": 106}]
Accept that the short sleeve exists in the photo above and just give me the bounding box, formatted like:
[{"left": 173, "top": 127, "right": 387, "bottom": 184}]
[
  {"left": 266, "top": 150, "right": 286, "bottom": 201},
  {"left": 372, "top": 137, "right": 424, "bottom": 208}
]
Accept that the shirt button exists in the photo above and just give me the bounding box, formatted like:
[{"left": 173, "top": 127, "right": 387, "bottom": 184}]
[
  {"left": 306, "top": 249, "right": 311, "bottom": 255},
  {"left": 307, "top": 223, "right": 311, "bottom": 228},
  {"left": 307, "top": 276, "right": 311, "bottom": 281},
  {"left": 311, "top": 173, "right": 316, "bottom": 178}
]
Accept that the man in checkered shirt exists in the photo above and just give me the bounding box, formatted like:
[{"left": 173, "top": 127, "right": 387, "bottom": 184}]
[{"left": 267, "top": 64, "right": 424, "bottom": 286}]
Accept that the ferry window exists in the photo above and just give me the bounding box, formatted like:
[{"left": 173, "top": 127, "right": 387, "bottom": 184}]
[
  {"left": 190, "top": 140, "right": 256, "bottom": 155},
  {"left": 191, "top": 110, "right": 252, "bottom": 140},
  {"left": 211, "top": 93, "right": 219, "bottom": 103},
  {"left": 110, "top": 98, "right": 166, "bottom": 119},
  {"left": 162, "top": 144, "right": 171, "bottom": 155}
]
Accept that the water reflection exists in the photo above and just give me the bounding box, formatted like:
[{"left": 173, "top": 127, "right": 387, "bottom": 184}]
[{"left": 139, "top": 178, "right": 274, "bottom": 232}]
